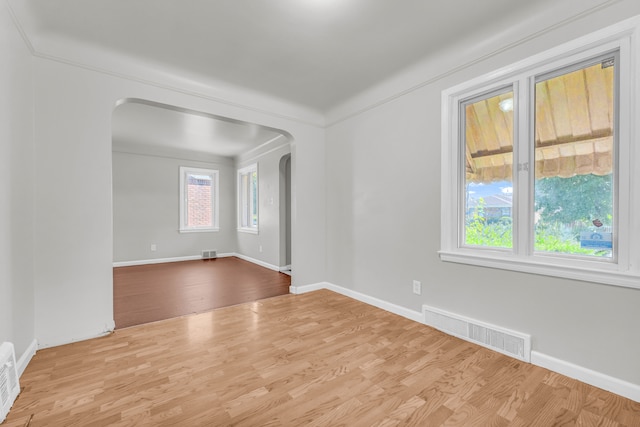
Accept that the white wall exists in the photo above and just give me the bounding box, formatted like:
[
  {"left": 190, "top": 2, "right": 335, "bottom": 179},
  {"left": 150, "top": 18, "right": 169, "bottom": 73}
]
[
  {"left": 32, "top": 56, "right": 326, "bottom": 348},
  {"left": 236, "top": 143, "right": 291, "bottom": 268},
  {"left": 325, "top": 0, "right": 640, "bottom": 388},
  {"left": 112, "top": 150, "right": 237, "bottom": 262},
  {"left": 0, "top": 3, "right": 35, "bottom": 361}
]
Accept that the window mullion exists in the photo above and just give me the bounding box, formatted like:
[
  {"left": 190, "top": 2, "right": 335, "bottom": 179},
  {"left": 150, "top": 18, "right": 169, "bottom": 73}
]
[{"left": 514, "top": 77, "right": 533, "bottom": 257}]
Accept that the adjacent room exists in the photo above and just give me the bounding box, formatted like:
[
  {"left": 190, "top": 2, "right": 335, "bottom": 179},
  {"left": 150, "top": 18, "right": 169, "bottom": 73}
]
[
  {"left": 111, "top": 100, "right": 293, "bottom": 327},
  {"left": 2, "top": 0, "right": 640, "bottom": 425}
]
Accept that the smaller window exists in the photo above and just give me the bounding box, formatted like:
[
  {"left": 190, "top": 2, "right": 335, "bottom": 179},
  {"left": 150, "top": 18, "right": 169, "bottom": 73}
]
[
  {"left": 179, "top": 166, "right": 219, "bottom": 232},
  {"left": 238, "top": 164, "right": 258, "bottom": 233}
]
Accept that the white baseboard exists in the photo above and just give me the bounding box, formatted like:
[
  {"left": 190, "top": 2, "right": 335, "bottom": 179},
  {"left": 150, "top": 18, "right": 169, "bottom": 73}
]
[
  {"left": 16, "top": 339, "right": 37, "bottom": 377},
  {"left": 289, "top": 282, "right": 328, "bottom": 295},
  {"left": 37, "top": 329, "right": 114, "bottom": 351},
  {"left": 37, "top": 319, "right": 117, "bottom": 351},
  {"left": 113, "top": 253, "right": 234, "bottom": 267},
  {"left": 531, "top": 351, "right": 640, "bottom": 403},
  {"left": 113, "top": 253, "right": 283, "bottom": 273},
  {"left": 290, "top": 282, "right": 423, "bottom": 323},
  {"left": 279, "top": 264, "right": 291, "bottom": 272},
  {"left": 233, "top": 253, "right": 280, "bottom": 272}
]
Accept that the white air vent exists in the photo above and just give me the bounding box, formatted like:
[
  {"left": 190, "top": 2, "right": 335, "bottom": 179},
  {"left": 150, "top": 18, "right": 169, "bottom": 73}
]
[
  {"left": 0, "top": 342, "right": 20, "bottom": 423},
  {"left": 423, "top": 305, "right": 531, "bottom": 362},
  {"left": 201, "top": 250, "right": 217, "bottom": 259}
]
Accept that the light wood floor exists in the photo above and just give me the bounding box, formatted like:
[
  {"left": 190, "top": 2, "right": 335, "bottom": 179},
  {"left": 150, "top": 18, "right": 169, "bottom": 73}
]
[
  {"left": 5, "top": 290, "right": 640, "bottom": 426},
  {"left": 113, "top": 257, "right": 291, "bottom": 328}
]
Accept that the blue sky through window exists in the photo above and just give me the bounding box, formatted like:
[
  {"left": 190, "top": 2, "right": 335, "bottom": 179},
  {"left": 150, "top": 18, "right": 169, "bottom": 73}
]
[{"left": 467, "top": 181, "right": 512, "bottom": 199}]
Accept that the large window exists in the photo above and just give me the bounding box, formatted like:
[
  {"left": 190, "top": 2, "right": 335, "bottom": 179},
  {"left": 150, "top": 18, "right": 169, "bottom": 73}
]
[
  {"left": 238, "top": 163, "right": 258, "bottom": 233},
  {"left": 441, "top": 19, "right": 640, "bottom": 289},
  {"left": 179, "top": 167, "right": 219, "bottom": 232}
]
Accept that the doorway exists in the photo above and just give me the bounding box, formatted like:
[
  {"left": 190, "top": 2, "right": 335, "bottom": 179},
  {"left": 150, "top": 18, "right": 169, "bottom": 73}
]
[
  {"left": 279, "top": 153, "right": 292, "bottom": 274},
  {"left": 112, "top": 98, "right": 294, "bottom": 327}
]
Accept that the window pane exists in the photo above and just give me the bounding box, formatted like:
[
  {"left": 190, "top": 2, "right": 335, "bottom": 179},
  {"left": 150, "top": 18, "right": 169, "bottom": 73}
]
[
  {"left": 250, "top": 171, "right": 258, "bottom": 226},
  {"left": 186, "top": 173, "right": 213, "bottom": 227},
  {"left": 238, "top": 165, "right": 258, "bottom": 230},
  {"left": 534, "top": 59, "right": 615, "bottom": 258},
  {"left": 463, "top": 90, "right": 514, "bottom": 248},
  {"left": 241, "top": 174, "right": 248, "bottom": 227}
]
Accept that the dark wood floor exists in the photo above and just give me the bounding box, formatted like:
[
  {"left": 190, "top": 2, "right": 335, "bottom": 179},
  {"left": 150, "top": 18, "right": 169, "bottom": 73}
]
[{"left": 113, "top": 256, "right": 291, "bottom": 328}]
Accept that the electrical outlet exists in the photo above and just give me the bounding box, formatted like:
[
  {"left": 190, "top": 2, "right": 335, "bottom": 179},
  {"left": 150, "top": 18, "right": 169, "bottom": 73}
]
[
  {"left": 412, "top": 280, "right": 421, "bottom": 295},
  {"left": 151, "top": 244, "right": 157, "bottom": 251},
  {"left": 259, "top": 245, "right": 263, "bottom": 253}
]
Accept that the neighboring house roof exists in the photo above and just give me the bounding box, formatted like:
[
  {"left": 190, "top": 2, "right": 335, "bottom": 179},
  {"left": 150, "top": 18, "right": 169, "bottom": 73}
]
[{"left": 467, "top": 193, "right": 513, "bottom": 210}]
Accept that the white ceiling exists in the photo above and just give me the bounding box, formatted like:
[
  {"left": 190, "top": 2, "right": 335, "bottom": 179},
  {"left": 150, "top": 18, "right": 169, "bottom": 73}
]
[
  {"left": 112, "top": 101, "right": 286, "bottom": 158},
  {"left": 13, "top": 0, "right": 561, "bottom": 112}
]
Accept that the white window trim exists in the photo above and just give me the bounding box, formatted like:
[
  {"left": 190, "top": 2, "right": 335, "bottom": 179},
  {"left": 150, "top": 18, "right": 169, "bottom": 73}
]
[
  {"left": 179, "top": 166, "right": 220, "bottom": 233},
  {"left": 440, "top": 16, "right": 640, "bottom": 290},
  {"left": 237, "top": 163, "right": 259, "bottom": 234}
]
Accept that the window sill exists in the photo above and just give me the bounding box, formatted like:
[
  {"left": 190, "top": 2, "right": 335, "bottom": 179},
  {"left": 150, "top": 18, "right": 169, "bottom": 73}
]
[
  {"left": 438, "top": 250, "right": 640, "bottom": 290},
  {"left": 237, "top": 227, "right": 259, "bottom": 235},
  {"left": 179, "top": 228, "right": 220, "bottom": 233}
]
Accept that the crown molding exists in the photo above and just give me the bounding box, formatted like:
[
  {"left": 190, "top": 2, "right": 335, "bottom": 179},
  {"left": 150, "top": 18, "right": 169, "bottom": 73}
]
[
  {"left": 32, "top": 48, "right": 326, "bottom": 129},
  {"left": 5, "top": 0, "right": 35, "bottom": 54}
]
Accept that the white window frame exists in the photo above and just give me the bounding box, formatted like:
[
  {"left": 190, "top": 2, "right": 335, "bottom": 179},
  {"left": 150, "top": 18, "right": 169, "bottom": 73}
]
[
  {"left": 237, "top": 163, "right": 259, "bottom": 234},
  {"left": 179, "top": 166, "right": 219, "bottom": 233},
  {"left": 440, "top": 17, "right": 640, "bottom": 290}
]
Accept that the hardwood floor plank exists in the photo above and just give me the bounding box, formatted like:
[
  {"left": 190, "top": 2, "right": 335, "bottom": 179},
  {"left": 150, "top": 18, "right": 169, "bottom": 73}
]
[{"left": 5, "top": 290, "right": 640, "bottom": 426}]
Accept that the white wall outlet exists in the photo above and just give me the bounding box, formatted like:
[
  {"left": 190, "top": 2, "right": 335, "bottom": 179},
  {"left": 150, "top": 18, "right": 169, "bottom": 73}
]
[
  {"left": 259, "top": 245, "right": 263, "bottom": 253},
  {"left": 151, "top": 244, "right": 157, "bottom": 251},
  {"left": 412, "top": 280, "right": 421, "bottom": 295}
]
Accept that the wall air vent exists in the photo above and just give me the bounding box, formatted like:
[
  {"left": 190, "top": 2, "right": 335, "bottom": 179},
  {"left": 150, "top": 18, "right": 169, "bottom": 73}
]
[
  {"left": 201, "top": 250, "right": 217, "bottom": 259},
  {"left": 0, "top": 342, "right": 20, "bottom": 422},
  {"left": 423, "top": 305, "right": 531, "bottom": 362}
]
